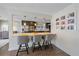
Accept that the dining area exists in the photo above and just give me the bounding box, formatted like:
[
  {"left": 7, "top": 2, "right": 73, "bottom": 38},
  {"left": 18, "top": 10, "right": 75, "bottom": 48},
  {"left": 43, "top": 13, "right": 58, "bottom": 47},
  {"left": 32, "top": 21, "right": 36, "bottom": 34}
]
[
  {"left": 10, "top": 15, "right": 69, "bottom": 56},
  {"left": 0, "top": 3, "right": 79, "bottom": 56},
  {"left": 14, "top": 32, "right": 56, "bottom": 56}
]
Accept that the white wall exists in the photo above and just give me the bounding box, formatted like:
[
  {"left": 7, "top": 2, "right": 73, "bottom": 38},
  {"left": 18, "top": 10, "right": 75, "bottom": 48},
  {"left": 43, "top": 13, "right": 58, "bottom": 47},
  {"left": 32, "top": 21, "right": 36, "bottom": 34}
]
[{"left": 51, "top": 4, "right": 79, "bottom": 56}]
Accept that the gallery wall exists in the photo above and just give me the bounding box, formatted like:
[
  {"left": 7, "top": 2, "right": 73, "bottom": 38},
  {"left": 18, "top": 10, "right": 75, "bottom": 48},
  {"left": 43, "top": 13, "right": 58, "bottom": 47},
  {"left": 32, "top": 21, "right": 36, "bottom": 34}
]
[{"left": 51, "top": 4, "right": 79, "bottom": 56}]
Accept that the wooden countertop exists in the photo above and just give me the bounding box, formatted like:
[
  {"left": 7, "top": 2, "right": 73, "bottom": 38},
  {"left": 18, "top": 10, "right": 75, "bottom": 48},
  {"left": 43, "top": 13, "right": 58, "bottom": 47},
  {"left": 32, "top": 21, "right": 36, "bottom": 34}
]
[{"left": 13, "top": 32, "right": 56, "bottom": 36}]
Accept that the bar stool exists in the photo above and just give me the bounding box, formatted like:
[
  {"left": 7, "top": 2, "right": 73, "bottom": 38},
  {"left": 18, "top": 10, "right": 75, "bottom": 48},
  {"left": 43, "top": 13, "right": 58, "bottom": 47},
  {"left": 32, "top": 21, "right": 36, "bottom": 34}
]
[
  {"left": 41, "top": 35, "right": 47, "bottom": 49},
  {"left": 16, "top": 36, "right": 29, "bottom": 56},
  {"left": 46, "top": 34, "right": 56, "bottom": 48},
  {"left": 32, "top": 35, "right": 43, "bottom": 52}
]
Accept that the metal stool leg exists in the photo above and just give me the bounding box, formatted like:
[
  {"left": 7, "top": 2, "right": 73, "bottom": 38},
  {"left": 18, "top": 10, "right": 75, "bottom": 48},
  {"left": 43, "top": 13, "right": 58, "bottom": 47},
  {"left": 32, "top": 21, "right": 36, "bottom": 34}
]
[
  {"left": 38, "top": 42, "right": 42, "bottom": 50},
  {"left": 50, "top": 41, "right": 53, "bottom": 49},
  {"left": 16, "top": 44, "right": 21, "bottom": 56},
  {"left": 25, "top": 44, "right": 29, "bottom": 54},
  {"left": 32, "top": 43, "right": 35, "bottom": 52}
]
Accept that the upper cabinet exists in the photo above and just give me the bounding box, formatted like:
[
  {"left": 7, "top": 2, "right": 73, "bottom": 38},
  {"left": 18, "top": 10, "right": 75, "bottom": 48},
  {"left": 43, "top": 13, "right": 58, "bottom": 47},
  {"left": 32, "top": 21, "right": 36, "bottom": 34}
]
[{"left": 12, "top": 15, "right": 51, "bottom": 33}]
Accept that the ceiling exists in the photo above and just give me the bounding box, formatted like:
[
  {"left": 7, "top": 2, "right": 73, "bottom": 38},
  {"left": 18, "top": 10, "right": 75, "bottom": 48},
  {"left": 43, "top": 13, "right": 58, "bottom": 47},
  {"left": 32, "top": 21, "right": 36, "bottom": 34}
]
[{"left": 0, "top": 3, "right": 72, "bottom": 15}]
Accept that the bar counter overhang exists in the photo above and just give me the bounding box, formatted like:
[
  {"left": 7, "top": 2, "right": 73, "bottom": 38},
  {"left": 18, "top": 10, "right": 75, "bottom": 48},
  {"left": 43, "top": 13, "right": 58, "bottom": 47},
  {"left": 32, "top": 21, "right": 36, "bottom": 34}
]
[{"left": 13, "top": 32, "right": 56, "bottom": 36}]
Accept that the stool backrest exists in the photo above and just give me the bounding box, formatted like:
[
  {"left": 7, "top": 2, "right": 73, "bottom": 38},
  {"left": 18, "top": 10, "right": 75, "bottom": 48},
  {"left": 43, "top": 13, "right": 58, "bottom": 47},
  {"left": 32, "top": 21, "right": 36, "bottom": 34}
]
[
  {"left": 46, "top": 34, "right": 54, "bottom": 42},
  {"left": 18, "top": 36, "right": 29, "bottom": 45},
  {"left": 34, "top": 35, "right": 42, "bottom": 43}
]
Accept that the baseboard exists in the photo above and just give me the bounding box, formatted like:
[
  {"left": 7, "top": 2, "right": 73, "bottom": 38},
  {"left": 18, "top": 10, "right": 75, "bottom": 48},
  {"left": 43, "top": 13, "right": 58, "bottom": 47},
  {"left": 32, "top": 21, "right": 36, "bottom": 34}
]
[
  {"left": 8, "top": 47, "right": 18, "bottom": 51},
  {"left": 52, "top": 44, "right": 70, "bottom": 56}
]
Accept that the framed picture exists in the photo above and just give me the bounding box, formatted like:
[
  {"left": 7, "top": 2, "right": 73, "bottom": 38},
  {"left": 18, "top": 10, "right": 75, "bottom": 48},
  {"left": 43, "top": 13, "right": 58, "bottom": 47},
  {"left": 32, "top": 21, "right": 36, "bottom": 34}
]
[
  {"left": 69, "top": 12, "right": 74, "bottom": 17},
  {"left": 56, "top": 18, "right": 59, "bottom": 21},
  {"left": 56, "top": 22, "right": 59, "bottom": 25},
  {"left": 61, "top": 21, "right": 65, "bottom": 25},
  {"left": 68, "top": 19, "right": 74, "bottom": 24},
  {"left": 67, "top": 25, "right": 74, "bottom": 30},
  {"left": 61, "top": 16, "right": 65, "bottom": 20},
  {"left": 67, "top": 12, "right": 74, "bottom": 18},
  {"left": 61, "top": 26, "right": 65, "bottom": 30}
]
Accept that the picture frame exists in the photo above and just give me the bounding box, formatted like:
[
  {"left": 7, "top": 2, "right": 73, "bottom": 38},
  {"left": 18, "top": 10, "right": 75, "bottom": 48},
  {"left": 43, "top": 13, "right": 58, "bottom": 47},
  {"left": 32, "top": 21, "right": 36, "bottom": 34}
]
[
  {"left": 67, "top": 12, "right": 74, "bottom": 18},
  {"left": 56, "top": 18, "right": 59, "bottom": 21},
  {"left": 61, "top": 26, "right": 65, "bottom": 30},
  {"left": 68, "top": 19, "right": 74, "bottom": 24},
  {"left": 61, "top": 21, "right": 65, "bottom": 25},
  {"left": 61, "top": 16, "right": 65, "bottom": 20},
  {"left": 56, "top": 22, "right": 59, "bottom": 25},
  {"left": 67, "top": 25, "right": 74, "bottom": 30}
]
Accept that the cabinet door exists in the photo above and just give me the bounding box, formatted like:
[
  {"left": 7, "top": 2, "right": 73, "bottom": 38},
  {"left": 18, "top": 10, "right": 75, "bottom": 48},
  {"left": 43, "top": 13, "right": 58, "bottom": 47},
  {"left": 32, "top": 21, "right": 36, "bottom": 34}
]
[
  {"left": 0, "top": 32, "right": 2, "bottom": 39},
  {"left": 2, "top": 31, "right": 9, "bottom": 39}
]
